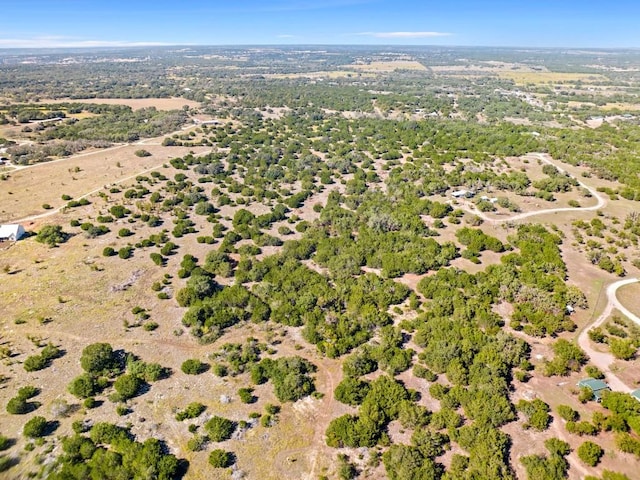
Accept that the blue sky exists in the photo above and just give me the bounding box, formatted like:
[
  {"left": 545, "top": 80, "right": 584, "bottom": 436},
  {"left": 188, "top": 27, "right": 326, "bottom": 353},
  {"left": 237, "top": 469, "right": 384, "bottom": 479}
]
[{"left": 2, "top": 0, "right": 639, "bottom": 48}]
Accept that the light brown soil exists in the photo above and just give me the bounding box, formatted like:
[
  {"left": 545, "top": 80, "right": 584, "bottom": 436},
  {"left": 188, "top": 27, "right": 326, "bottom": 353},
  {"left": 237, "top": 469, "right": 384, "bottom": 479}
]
[
  {"left": 616, "top": 283, "right": 640, "bottom": 320},
  {"left": 0, "top": 143, "right": 211, "bottom": 224},
  {"left": 39, "top": 97, "right": 201, "bottom": 111}
]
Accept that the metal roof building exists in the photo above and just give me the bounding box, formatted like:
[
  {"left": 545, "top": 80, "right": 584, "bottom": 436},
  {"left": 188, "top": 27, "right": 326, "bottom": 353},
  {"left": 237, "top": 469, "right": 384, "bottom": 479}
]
[
  {"left": 577, "top": 378, "right": 610, "bottom": 402},
  {"left": 0, "top": 224, "right": 25, "bottom": 241}
]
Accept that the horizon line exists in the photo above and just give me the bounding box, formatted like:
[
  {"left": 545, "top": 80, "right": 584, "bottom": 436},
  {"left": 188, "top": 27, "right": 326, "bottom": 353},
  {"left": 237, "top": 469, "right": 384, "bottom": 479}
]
[{"left": 1, "top": 43, "right": 639, "bottom": 51}]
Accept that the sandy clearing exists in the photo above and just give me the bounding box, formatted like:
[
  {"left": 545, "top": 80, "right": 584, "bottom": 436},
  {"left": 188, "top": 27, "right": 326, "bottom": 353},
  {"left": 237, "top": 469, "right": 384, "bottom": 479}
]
[
  {"left": 38, "top": 97, "right": 201, "bottom": 111},
  {"left": 456, "top": 153, "right": 607, "bottom": 224},
  {"left": 0, "top": 143, "right": 212, "bottom": 225}
]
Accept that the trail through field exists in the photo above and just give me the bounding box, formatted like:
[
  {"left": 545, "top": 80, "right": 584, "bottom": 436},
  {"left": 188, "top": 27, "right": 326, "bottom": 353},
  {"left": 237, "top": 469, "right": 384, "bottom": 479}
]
[
  {"left": 14, "top": 164, "right": 168, "bottom": 223},
  {"left": 457, "top": 153, "right": 607, "bottom": 223},
  {"left": 12, "top": 145, "right": 212, "bottom": 225},
  {"left": 6, "top": 130, "right": 196, "bottom": 174},
  {"left": 577, "top": 278, "right": 640, "bottom": 393}
]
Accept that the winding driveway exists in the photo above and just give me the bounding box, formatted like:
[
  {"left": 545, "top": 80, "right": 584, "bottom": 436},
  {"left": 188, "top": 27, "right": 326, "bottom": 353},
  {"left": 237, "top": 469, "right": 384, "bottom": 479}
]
[
  {"left": 453, "top": 152, "right": 639, "bottom": 394},
  {"left": 457, "top": 153, "right": 607, "bottom": 223},
  {"left": 577, "top": 278, "right": 640, "bottom": 393}
]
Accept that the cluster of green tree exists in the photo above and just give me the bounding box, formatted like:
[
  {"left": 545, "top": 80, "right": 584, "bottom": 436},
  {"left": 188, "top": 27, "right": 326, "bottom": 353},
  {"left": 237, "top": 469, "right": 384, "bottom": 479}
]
[
  {"left": 418, "top": 224, "right": 576, "bottom": 337},
  {"left": 0, "top": 104, "right": 67, "bottom": 123},
  {"left": 210, "top": 338, "right": 267, "bottom": 376},
  {"left": 546, "top": 122, "right": 640, "bottom": 198},
  {"left": 532, "top": 164, "right": 579, "bottom": 196},
  {"left": 600, "top": 392, "right": 640, "bottom": 455},
  {"left": 455, "top": 226, "right": 505, "bottom": 261},
  {"left": 320, "top": 230, "right": 574, "bottom": 477},
  {"left": 48, "top": 423, "right": 182, "bottom": 480},
  {"left": 327, "top": 375, "right": 411, "bottom": 448},
  {"left": 35, "top": 224, "right": 68, "bottom": 247},
  {"left": 79, "top": 221, "right": 109, "bottom": 238},
  {"left": 67, "top": 343, "right": 168, "bottom": 403},
  {"left": 381, "top": 437, "right": 446, "bottom": 479},
  {"left": 504, "top": 225, "right": 577, "bottom": 335},
  {"left": 178, "top": 274, "right": 269, "bottom": 343},
  {"left": 542, "top": 339, "right": 588, "bottom": 376},
  {"left": 312, "top": 192, "right": 458, "bottom": 278},
  {"left": 38, "top": 106, "right": 188, "bottom": 143},
  {"left": 375, "top": 91, "right": 454, "bottom": 117},
  {"left": 521, "top": 438, "right": 570, "bottom": 480},
  {"left": 252, "top": 356, "right": 316, "bottom": 402},
  {"left": 23, "top": 343, "right": 63, "bottom": 372},
  {"left": 6, "top": 385, "right": 40, "bottom": 415},
  {"left": 585, "top": 472, "right": 632, "bottom": 480},
  {"left": 212, "top": 80, "right": 376, "bottom": 112},
  {"left": 176, "top": 402, "right": 206, "bottom": 421},
  {"left": 457, "top": 90, "right": 550, "bottom": 123},
  {"left": 572, "top": 217, "right": 630, "bottom": 276},
  {"left": 0, "top": 56, "right": 185, "bottom": 100},
  {"left": 238, "top": 253, "right": 409, "bottom": 357},
  {"left": 516, "top": 399, "right": 552, "bottom": 431},
  {"left": 588, "top": 315, "right": 639, "bottom": 361}
]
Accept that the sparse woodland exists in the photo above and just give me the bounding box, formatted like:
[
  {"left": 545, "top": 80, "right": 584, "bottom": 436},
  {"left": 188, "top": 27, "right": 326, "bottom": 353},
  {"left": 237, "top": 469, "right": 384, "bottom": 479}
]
[{"left": 1, "top": 46, "right": 640, "bottom": 480}]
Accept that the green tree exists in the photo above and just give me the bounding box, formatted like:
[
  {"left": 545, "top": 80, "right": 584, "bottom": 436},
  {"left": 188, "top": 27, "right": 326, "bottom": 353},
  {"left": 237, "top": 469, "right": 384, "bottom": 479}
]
[
  {"left": 609, "top": 338, "right": 636, "bottom": 360},
  {"left": 68, "top": 374, "right": 100, "bottom": 399},
  {"left": 80, "top": 343, "right": 118, "bottom": 375},
  {"left": 209, "top": 449, "right": 234, "bottom": 468},
  {"left": 35, "top": 225, "right": 67, "bottom": 247},
  {"left": 205, "top": 416, "right": 236, "bottom": 442},
  {"left": 181, "top": 359, "right": 208, "bottom": 375},
  {"left": 0, "top": 435, "right": 11, "bottom": 451},
  {"left": 113, "top": 374, "right": 141, "bottom": 401},
  {"left": 23, "top": 416, "right": 48, "bottom": 438},
  {"left": 577, "top": 441, "right": 604, "bottom": 466}
]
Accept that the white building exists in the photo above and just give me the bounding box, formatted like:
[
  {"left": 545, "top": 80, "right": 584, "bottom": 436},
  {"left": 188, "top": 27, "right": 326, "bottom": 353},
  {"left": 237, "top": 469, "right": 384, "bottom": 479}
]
[{"left": 0, "top": 224, "right": 26, "bottom": 241}]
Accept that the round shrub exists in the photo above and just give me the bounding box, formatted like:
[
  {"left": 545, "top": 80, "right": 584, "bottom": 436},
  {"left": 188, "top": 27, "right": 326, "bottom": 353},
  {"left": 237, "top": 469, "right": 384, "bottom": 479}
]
[
  {"left": 205, "top": 416, "right": 235, "bottom": 442},
  {"left": 577, "top": 441, "right": 604, "bottom": 466},
  {"left": 23, "top": 416, "right": 48, "bottom": 438},
  {"left": 113, "top": 374, "right": 141, "bottom": 401},
  {"left": 181, "top": 359, "right": 208, "bottom": 375},
  {"left": 209, "top": 449, "right": 234, "bottom": 468}
]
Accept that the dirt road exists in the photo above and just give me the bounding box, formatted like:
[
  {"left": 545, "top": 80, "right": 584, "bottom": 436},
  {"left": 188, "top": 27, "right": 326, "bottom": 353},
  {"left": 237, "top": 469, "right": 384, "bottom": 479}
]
[
  {"left": 12, "top": 145, "right": 212, "bottom": 225},
  {"left": 457, "top": 152, "right": 607, "bottom": 223},
  {"left": 577, "top": 278, "right": 640, "bottom": 393}
]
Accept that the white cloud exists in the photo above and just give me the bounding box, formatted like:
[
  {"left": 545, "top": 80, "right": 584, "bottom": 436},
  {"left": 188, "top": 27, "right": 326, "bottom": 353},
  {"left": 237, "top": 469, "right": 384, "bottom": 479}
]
[
  {"left": 0, "top": 36, "right": 169, "bottom": 48},
  {"left": 356, "top": 31, "right": 452, "bottom": 38}
]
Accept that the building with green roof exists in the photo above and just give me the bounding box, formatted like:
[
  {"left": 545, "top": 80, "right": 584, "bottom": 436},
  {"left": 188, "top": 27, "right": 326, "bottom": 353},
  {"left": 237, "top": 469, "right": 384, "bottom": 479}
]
[{"left": 577, "top": 378, "right": 610, "bottom": 402}]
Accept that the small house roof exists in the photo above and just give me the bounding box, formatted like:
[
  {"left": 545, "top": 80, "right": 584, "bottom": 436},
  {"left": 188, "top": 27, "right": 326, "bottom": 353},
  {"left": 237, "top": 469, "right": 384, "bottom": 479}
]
[
  {"left": 0, "top": 224, "right": 25, "bottom": 240},
  {"left": 631, "top": 389, "right": 640, "bottom": 402},
  {"left": 577, "top": 378, "right": 609, "bottom": 392}
]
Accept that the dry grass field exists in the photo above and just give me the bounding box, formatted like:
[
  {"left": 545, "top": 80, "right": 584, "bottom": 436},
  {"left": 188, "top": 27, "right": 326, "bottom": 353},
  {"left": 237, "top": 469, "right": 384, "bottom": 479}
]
[
  {"left": 349, "top": 60, "right": 427, "bottom": 72},
  {"left": 616, "top": 283, "right": 640, "bottom": 322},
  {"left": 261, "top": 71, "right": 373, "bottom": 80},
  {"left": 0, "top": 143, "right": 211, "bottom": 224},
  {"left": 497, "top": 71, "right": 608, "bottom": 85},
  {"left": 39, "top": 97, "right": 201, "bottom": 111},
  {"left": 0, "top": 169, "right": 344, "bottom": 479}
]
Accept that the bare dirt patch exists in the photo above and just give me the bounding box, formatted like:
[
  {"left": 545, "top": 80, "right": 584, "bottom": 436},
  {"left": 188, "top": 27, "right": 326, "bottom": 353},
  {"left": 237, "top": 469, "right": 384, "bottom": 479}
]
[
  {"left": 616, "top": 283, "right": 640, "bottom": 319},
  {"left": 0, "top": 144, "right": 211, "bottom": 223},
  {"left": 497, "top": 71, "right": 607, "bottom": 85},
  {"left": 40, "top": 97, "right": 201, "bottom": 111},
  {"left": 348, "top": 61, "right": 427, "bottom": 72}
]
